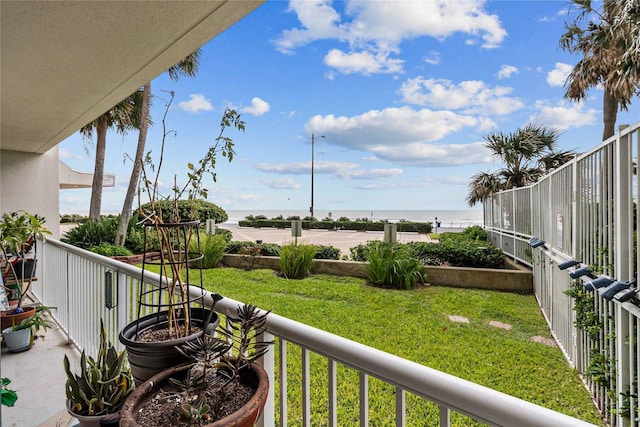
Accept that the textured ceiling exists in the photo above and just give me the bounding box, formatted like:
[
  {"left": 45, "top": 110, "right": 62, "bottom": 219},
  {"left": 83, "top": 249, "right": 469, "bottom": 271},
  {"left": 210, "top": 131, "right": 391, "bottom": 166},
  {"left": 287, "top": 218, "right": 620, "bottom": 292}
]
[{"left": 1, "top": 1, "right": 263, "bottom": 153}]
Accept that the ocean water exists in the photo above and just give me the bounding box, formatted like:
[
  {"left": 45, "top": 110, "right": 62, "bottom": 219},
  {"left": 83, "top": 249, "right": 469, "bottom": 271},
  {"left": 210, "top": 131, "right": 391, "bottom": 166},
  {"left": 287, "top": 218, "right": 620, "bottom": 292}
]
[{"left": 224, "top": 209, "right": 483, "bottom": 228}]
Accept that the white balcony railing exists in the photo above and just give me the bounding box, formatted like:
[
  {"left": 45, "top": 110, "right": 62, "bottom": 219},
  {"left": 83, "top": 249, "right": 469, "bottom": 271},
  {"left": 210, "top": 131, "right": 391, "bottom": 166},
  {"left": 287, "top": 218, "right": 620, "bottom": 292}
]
[
  {"left": 484, "top": 121, "right": 640, "bottom": 426},
  {"left": 38, "top": 238, "right": 596, "bottom": 426}
]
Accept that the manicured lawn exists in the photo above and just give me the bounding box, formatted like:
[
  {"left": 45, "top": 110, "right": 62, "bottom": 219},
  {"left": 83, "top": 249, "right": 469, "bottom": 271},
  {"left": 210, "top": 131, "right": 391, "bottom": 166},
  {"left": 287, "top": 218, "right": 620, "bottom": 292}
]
[{"left": 202, "top": 267, "right": 603, "bottom": 426}]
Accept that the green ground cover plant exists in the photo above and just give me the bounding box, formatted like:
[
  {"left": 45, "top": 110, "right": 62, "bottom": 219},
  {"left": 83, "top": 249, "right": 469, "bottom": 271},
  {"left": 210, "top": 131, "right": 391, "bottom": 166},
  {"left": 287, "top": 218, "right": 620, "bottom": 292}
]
[
  {"left": 365, "top": 242, "right": 425, "bottom": 289},
  {"left": 279, "top": 243, "right": 316, "bottom": 279},
  {"left": 201, "top": 268, "right": 603, "bottom": 426},
  {"left": 191, "top": 233, "right": 227, "bottom": 269}
]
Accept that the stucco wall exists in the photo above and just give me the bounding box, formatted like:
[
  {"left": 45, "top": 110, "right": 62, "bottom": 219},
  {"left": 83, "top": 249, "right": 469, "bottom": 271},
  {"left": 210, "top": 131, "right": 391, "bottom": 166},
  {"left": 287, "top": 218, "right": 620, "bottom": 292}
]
[{"left": 0, "top": 148, "right": 60, "bottom": 239}]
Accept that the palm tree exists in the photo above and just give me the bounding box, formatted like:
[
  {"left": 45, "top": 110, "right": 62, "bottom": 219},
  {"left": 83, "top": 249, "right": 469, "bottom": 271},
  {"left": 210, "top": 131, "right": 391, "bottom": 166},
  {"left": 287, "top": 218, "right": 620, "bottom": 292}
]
[
  {"left": 80, "top": 92, "right": 143, "bottom": 221},
  {"left": 466, "top": 124, "right": 573, "bottom": 206},
  {"left": 560, "top": 0, "right": 640, "bottom": 140},
  {"left": 114, "top": 51, "right": 201, "bottom": 246}
]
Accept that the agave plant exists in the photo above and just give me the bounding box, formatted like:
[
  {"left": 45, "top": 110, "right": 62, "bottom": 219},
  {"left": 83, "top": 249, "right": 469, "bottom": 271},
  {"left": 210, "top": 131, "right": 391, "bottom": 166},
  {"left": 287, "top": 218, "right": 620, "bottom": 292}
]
[{"left": 64, "top": 320, "right": 134, "bottom": 416}]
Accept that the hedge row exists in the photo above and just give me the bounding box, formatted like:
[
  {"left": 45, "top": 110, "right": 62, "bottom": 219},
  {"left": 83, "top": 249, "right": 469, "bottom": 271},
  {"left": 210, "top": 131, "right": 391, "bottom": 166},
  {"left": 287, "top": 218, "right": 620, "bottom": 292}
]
[
  {"left": 225, "top": 241, "right": 341, "bottom": 260},
  {"left": 350, "top": 239, "right": 504, "bottom": 268},
  {"left": 238, "top": 219, "right": 432, "bottom": 234}
]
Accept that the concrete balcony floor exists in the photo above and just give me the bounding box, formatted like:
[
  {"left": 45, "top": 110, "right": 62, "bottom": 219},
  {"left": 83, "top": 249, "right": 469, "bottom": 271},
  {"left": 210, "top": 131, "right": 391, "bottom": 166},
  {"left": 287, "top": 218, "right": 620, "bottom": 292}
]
[{"left": 1, "top": 322, "right": 79, "bottom": 427}]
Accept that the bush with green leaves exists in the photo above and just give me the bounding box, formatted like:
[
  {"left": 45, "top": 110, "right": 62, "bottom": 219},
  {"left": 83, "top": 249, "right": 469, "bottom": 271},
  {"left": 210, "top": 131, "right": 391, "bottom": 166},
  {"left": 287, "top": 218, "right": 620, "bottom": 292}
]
[
  {"left": 60, "top": 214, "right": 87, "bottom": 224},
  {"left": 366, "top": 242, "right": 425, "bottom": 290},
  {"left": 313, "top": 245, "right": 340, "bottom": 260},
  {"left": 462, "top": 225, "right": 488, "bottom": 241},
  {"left": 61, "top": 217, "right": 119, "bottom": 249},
  {"left": 138, "top": 199, "right": 227, "bottom": 224},
  {"left": 88, "top": 243, "right": 134, "bottom": 257},
  {"left": 408, "top": 240, "right": 504, "bottom": 268},
  {"left": 279, "top": 243, "right": 316, "bottom": 279},
  {"left": 226, "top": 241, "right": 281, "bottom": 257},
  {"left": 214, "top": 227, "right": 232, "bottom": 243},
  {"left": 191, "top": 233, "right": 226, "bottom": 269},
  {"left": 350, "top": 239, "right": 504, "bottom": 268}
]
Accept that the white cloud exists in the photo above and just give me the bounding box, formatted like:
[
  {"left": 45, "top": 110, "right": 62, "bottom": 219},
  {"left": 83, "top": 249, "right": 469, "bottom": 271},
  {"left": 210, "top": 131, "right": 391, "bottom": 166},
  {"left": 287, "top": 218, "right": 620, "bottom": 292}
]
[
  {"left": 256, "top": 160, "right": 403, "bottom": 180},
  {"left": 498, "top": 64, "right": 518, "bottom": 79},
  {"left": 399, "top": 77, "right": 524, "bottom": 116},
  {"left": 547, "top": 62, "right": 573, "bottom": 87},
  {"left": 324, "top": 49, "right": 403, "bottom": 75},
  {"left": 374, "top": 142, "right": 491, "bottom": 166},
  {"left": 529, "top": 101, "right": 597, "bottom": 130},
  {"left": 178, "top": 94, "right": 213, "bottom": 113},
  {"left": 306, "top": 106, "right": 480, "bottom": 150},
  {"left": 256, "top": 160, "right": 358, "bottom": 175},
  {"left": 424, "top": 51, "right": 440, "bottom": 65},
  {"left": 299, "top": 107, "right": 494, "bottom": 167},
  {"left": 261, "top": 177, "right": 301, "bottom": 189},
  {"left": 242, "top": 97, "right": 270, "bottom": 116},
  {"left": 339, "top": 168, "right": 403, "bottom": 179},
  {"left": 274, "top": 0, "right": 507, "bottom": 75}
]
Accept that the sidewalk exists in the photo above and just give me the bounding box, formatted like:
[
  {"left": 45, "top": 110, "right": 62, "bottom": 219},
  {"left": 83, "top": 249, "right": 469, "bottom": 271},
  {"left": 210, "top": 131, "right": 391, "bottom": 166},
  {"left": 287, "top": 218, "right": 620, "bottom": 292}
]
[{"left": 218, "top": 224, "right": 433, "bottom": 255}]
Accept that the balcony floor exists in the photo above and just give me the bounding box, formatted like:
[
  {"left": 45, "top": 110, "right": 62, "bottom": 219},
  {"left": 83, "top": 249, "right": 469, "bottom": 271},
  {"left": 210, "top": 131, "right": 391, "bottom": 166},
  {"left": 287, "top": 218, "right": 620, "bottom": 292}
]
[{"left": 1, "top": 322, "right": 79, "bottom": 427}]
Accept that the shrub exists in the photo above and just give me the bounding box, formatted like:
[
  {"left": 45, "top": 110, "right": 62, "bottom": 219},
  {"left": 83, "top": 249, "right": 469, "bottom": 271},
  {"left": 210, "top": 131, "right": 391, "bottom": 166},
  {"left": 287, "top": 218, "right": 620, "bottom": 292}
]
[
  {"left": 366, "top": 242, "right": 425, "bottom": 290},
  {"left": 258, "top": 243, "right": 282, "bottom": 257},
  {"left": 138, "top": 199, "right": 228, "bottom": 224},
  {"left": 191, "top": 233, "right": 226, "bottom": 269},
  {"left": 226, "top": 241, "right": 255, "bottom": 254},
  {"left": 279, "top": 243, "right": 316, "bottom": 279},
  {"left": 314, "top": 245, "right": 341, "bottom": 260},
  {"left": 214, "top": 228, "right": 232, "bottom": 243},
  {"left": 225, "top": 241, "right": 281, "bottom": 257},
  {"left": 88, "top": 243, "right": 133, "bottom": 257},
  {"left": 60, "top": 214, "right": 87, "bottom": 224},
  {"left": 407, "top": 241, "right": 504, "bottom": 268},
  {"left": 351, "top": 240, "right": 504, "bottom": 268},
  {"left": 62, "top": 217, "right": 118, "bottom": 249},
  {"left": 462, "top": 225, "right": 488, "bottom": 241}
]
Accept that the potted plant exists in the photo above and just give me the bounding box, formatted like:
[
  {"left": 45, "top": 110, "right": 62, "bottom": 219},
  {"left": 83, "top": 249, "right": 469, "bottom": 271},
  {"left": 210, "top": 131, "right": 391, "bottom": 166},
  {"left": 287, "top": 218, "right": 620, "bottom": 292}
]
[
  {"left": 0, "top": 210, "right": 51, "bottom": 330},
  {"left": 2, "top": 305, "right": 55, "bottom": 352},
  {"left": 120, "top": 302, "right": 271, "bottom": 427},
  {"left": 64, "top": 320, "right": 135, "bottom": 427},
  {"left": 119, "top": 92, "right": 245, "bottom": 384},
  {"left": 1, "top": 377, "right": 18, "bottom": 407}
]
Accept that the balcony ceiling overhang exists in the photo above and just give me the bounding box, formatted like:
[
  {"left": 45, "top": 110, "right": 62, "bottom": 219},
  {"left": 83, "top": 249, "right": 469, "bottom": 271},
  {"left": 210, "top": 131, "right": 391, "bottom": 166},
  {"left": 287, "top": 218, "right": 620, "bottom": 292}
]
[{"left": 1, "top": 1, "right": 263, "bottom": 154}]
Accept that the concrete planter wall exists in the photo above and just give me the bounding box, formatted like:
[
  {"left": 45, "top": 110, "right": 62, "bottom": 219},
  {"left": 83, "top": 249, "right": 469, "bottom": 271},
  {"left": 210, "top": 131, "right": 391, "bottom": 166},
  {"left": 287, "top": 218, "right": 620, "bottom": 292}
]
[{"left": 222, "top": 255, "right": 532, "bottom": 292}]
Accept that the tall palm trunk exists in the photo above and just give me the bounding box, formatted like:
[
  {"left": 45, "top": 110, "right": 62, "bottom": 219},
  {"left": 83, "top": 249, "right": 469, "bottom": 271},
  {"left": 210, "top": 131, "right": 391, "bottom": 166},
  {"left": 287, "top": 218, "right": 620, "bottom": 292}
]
[
  {"left": 115, "top": 82, "right": 151, "bottom": 246},
  {"left": 602, "top": 89, "right": 618, "bottom": 141},
  {"left": 89, "top": 115, "right": 108, "bottom": 221}
]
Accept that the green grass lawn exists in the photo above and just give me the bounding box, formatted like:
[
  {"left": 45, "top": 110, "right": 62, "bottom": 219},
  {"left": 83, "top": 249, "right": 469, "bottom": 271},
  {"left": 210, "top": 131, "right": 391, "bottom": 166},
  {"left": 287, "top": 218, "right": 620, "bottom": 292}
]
[{"left": 201, "top": 267, "right": 602, "bottom": 426}]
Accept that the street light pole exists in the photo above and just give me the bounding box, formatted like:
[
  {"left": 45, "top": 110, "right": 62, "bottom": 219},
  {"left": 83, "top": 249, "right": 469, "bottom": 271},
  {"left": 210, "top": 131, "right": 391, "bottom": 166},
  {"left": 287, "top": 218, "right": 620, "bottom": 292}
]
[
  {"left": 311, "top": 133, "right": 315, "bottom": 218},
  {"left": 310, "top": 133, "right": 324, "bottom": 219}
]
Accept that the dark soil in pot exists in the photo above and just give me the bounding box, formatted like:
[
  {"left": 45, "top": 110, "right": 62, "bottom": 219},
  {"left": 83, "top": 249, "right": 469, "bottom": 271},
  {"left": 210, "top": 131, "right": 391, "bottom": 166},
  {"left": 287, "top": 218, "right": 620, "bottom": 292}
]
[
  {"left": 119, "top": 308, "right": 219, "bottom": 385},
  {"left": 120, "top": 363, "right": 269, "bottom": 427}
]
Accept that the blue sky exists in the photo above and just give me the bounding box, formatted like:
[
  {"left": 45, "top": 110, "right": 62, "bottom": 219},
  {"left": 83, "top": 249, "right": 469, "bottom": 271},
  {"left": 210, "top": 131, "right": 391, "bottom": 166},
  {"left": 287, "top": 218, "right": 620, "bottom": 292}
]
[{"left": 59, "top": 0, "right": 640, "bottom": 215}]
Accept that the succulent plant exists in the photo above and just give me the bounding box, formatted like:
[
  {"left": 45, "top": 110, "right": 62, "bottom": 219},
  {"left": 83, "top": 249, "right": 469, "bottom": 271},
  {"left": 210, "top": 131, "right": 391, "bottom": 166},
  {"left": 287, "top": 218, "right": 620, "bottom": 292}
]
[{"left": 64, "top": 320, "right": 134, "bottom": 416}]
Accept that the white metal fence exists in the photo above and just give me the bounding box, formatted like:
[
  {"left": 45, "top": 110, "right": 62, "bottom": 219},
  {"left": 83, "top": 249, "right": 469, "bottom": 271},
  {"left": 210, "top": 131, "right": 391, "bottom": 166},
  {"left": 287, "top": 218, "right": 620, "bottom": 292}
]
[
  {"left": 37, "top": 238, "right": 595, "bottom": 426},
  {"left": 484, "top": 121, "right": 640, "bottom": 426}
]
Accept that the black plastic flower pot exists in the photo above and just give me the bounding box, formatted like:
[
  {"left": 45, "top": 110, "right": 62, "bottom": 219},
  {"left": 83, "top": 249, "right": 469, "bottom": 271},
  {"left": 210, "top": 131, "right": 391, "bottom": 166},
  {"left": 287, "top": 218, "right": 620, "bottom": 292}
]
[{"left": 118, "top": 307, "right": 219, "bottom": 385}]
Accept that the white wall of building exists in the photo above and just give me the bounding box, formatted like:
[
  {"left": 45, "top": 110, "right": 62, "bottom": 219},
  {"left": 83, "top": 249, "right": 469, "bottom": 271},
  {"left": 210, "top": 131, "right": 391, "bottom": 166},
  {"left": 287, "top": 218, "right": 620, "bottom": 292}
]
[{"left": 0, "top": 148, "right": 60, "bottom": 239}]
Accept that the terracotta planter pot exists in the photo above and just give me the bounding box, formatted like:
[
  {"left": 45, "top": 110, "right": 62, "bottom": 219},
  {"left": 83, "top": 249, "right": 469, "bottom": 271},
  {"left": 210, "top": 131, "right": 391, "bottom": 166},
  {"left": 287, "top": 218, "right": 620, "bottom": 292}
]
[
  {"left": 0, "top": 305, "right": 36, "bottom": 331},
  {"left": 119, "top": 308, "right": 219, "bottom": 385},
  {"left": 120, "top": 363, "right": 269, "bottom": 427}
]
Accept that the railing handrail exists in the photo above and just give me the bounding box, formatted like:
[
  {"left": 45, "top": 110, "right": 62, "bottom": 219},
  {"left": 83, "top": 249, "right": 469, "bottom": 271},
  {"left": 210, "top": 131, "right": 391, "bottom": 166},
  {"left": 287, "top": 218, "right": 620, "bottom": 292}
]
[
  {"left": 212, "top": 293, "right": 595, "bottom": 427},
  {"left": 42, "top": 238, "right": 596, "bottom": 426}
]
